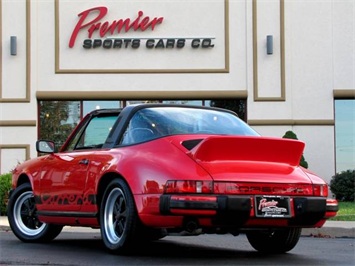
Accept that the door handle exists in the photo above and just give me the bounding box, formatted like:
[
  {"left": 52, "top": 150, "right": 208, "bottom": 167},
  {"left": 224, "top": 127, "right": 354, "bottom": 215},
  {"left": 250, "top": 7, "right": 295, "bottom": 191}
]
[{"left": 79, "top": 159, "right": 89, "bottom": 165}]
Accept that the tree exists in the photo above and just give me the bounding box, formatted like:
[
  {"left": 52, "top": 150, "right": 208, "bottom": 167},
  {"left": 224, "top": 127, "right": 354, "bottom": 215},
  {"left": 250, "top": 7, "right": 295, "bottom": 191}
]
[
  {"left": 330, "top": 169, "right": 355, "bottom": 201},
  {"left": 210, "top": 100, "right": 247, "bottom": 122},
  {"left": 39, "top": 101, "right": 79, "bottom": 150},
  {"left": 282, "top": 130, "right": 309, "bottom": 168}
]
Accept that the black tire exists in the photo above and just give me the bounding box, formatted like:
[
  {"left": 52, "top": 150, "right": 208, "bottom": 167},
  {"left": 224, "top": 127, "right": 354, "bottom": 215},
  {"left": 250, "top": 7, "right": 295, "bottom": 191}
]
[
  {"left": 100, "top": 178, "right": 139, "bottom": 253},
  {"left": 7, "top": 183, "right": 63, "bottom": 242},
  {"left": 246, "top": 228, "right": 302, "bottom": 253}
]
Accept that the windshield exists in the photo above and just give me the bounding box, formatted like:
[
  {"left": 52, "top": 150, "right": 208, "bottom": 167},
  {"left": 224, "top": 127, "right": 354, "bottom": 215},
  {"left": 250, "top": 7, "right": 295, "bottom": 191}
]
[{"left": 120, "top": 106, "right": 259, "bottom": 145}]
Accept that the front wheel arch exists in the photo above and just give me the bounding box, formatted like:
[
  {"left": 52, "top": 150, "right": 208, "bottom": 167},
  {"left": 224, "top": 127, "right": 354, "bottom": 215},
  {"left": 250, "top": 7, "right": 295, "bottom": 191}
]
[
  {"left": 16, "top": 174, "right": 31, "bottom": 189},
  {"left": 7, "top": 182, "right": 63, "bottom": 242}
]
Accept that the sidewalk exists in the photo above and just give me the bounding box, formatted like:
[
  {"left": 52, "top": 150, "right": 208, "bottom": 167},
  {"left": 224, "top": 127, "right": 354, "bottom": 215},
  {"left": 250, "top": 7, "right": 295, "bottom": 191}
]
[
  {"left": 0, "top": 216, "right": 354, "bottom": 238},
  {"left": 302, "top": 220, "right": 355, "bottom": 238}
]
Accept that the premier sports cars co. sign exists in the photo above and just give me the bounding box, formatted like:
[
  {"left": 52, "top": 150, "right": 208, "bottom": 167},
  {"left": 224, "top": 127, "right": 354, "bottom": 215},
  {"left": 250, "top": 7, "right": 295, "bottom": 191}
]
[
  {"left": 69, "top": 7, "right": 215, "bottom": 50},
  {"left": 56, "top": 0, "right": 228, "bottom": 73}
]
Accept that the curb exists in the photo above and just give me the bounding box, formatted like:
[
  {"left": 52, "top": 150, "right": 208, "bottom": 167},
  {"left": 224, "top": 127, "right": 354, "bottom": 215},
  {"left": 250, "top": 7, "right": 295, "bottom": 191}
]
[{"left": 302, "top": 227, "right": 355, "bottom": 238}]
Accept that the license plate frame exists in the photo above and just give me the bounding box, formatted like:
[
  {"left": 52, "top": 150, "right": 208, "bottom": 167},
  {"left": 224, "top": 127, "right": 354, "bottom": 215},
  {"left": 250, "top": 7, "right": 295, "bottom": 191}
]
[{"left": 255, "top": 195, "right": 291, "bottom": 218}]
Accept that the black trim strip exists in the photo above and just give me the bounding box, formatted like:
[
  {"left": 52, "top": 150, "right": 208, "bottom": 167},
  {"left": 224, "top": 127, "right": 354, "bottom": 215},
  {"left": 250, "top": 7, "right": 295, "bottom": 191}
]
[
  {"left": 170, "top": 200, "right": 218, "bottom": 209},
  {"left": 37, "top": 211, "right": 97, "bottom": 218},
  {"left": 326, "top": 205, "right": 339, "bottom": 212}
]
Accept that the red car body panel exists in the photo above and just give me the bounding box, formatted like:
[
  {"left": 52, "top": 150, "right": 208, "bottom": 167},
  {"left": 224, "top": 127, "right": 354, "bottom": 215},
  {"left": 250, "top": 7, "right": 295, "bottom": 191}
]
[{"left": 189, "top": 135, "right": 305, "bottom": 166}]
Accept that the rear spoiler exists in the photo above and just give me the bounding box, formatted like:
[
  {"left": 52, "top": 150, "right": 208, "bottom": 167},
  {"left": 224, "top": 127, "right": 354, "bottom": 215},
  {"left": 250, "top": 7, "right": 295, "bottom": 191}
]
[{"left": 188, "top": 136, "right": 305, "bottom": 166}]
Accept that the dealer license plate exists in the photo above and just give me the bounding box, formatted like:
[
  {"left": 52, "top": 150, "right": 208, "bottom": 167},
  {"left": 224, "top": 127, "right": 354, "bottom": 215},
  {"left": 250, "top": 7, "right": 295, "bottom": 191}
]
[{"left": 255, "top": 196, "right": 291, "bottom": 218}]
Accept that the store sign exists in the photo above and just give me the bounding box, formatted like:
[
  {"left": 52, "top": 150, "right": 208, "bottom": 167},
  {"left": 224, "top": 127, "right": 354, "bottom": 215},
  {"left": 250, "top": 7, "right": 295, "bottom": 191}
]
[
  {"left": 56, "top": 0, "right": 227, "bottom": 72},
  {"left": 69, "top": 7, "right": 214, "bottom": 50}
]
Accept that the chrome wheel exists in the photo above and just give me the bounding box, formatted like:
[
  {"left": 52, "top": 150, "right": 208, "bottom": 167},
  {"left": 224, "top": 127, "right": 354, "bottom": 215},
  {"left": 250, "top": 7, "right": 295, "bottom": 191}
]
[
  {"left": 103, "top": 187, "right": 127, "bottom": 245},
  {"left": 13, "top": 191, "right": 46, "bottom": 236},
  {"left": 8, "top": 183, "right": 63, "bottom": 242},
  {"left": 100, "top": 178, "right": 138, "bottom": 253}
]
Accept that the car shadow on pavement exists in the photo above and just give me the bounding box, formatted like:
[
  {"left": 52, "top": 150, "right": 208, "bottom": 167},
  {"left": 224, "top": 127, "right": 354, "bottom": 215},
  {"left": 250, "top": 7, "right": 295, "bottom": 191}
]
[{"left": 45, "top": 232, "right": 324, "bottom": 266}]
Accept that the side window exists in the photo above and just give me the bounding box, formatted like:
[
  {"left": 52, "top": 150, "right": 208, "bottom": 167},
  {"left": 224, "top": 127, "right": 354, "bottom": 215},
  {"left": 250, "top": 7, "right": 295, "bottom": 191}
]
[{"left": 66, "top": 115, "right": 118, "bottom": 151}]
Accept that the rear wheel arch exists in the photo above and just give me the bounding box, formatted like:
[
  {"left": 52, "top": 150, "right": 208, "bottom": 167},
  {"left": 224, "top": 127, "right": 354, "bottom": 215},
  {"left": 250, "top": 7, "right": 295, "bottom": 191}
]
[
  {"left": 96, "top": 173, "right": 134, "bottom": 217},
  {"left": 97, "top": 173, "right": 167, "bottom": 249},
  {"left": 99, "top": 177, "right": 141, "bottom": 253},
  {"left": 246, "top": 227, "right": 302, "bottom": 253}
]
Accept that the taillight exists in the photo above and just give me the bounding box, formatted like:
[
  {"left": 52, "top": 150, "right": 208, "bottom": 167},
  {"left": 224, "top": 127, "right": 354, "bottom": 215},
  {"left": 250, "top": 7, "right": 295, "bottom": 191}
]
[
  {"left": 214, "top": 182, "right": 314, "bottom": 195},
  {"left": 164, "top": 180, "right": 213, "bottom": 194},
  {"left": 164, "top": 180, "right": 318, "bottom": 196},
  {"left": 313, "top": 184, "right": 328, "bottom": 197}
]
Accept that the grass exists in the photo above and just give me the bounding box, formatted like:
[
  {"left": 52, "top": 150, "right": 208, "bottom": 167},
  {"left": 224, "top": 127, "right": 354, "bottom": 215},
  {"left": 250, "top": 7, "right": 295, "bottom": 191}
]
[{"left": 330, "top": 201, "right": 355, "bottom": 221}]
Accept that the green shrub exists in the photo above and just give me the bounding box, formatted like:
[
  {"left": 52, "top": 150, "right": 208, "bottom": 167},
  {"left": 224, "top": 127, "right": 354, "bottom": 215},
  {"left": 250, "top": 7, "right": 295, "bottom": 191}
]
[
  {"left": 0, "top": 173, "right": 12, "bottom": 216},
  {"left": 330, "top": 169, "right": 355, "bottom": 202},
  {"left": 282, "top": 130, "right": 308, "bottom": 168}
]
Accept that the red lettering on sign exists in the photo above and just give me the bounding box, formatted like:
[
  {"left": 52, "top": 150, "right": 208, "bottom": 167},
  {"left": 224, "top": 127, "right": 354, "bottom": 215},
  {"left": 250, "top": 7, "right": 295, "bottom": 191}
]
[
  {"left": 69, "top": 7, "right": 164, "bottom": 48},
  {"left": 258, "top": 199, "right": 278, "bottom": 210}
]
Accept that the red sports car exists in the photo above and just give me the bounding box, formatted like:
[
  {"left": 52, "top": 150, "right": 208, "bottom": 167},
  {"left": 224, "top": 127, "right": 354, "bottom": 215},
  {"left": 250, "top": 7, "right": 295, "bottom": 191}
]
[{"left": 7, "top": 104, "right": 338, "bottom": 254}]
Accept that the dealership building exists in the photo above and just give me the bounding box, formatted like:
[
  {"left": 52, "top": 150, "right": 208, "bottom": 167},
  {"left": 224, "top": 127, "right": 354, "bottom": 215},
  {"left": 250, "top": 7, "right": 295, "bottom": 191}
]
[{"left": 0, "top": 0, "right": 354, "bottom": 184}]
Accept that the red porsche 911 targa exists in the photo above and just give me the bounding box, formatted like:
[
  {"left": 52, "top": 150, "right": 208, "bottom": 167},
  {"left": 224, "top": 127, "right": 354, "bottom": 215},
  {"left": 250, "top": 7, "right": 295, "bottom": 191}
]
[{"left": 7, "top": 104, "right": 338, "bottom": 254}]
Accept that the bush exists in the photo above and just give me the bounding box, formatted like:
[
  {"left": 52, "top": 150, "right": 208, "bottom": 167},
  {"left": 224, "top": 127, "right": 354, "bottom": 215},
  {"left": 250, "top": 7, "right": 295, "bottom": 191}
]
[
  {"left": 282, "top": 130, "right": 308, "bottom": 168},
  {"left": 0, "top": 173, "right": 12, "bottom": 216},
  {"left": 330, "top": 169, "right": 355, "bottom": 202}
]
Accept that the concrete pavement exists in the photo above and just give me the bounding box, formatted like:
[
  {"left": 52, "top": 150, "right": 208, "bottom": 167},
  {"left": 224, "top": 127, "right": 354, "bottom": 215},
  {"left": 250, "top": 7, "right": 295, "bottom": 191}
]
[
  {"left": 301, "top": 220, "right": 355, "bottom": 238},
  {"left": 0, "top": 216, "right": 354, "bottom": 238}
]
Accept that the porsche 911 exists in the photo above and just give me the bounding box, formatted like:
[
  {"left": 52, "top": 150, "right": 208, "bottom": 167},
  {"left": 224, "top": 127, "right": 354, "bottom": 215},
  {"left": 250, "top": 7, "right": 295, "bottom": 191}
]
[{"left": 7, "top": 104, "right": 338, "bottom": 254}]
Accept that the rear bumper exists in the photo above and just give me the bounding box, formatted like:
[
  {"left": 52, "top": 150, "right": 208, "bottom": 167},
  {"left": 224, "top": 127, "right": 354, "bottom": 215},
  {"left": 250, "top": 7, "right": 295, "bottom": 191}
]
[{"left": 160, "top": 195, "right": 338, "bottom": 227}]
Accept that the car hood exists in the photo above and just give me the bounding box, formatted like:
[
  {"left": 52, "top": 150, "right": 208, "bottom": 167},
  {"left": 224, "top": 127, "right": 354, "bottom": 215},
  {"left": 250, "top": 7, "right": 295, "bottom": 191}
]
[{"left": 174, "top": 135, "right": 312, "bottom": 184}]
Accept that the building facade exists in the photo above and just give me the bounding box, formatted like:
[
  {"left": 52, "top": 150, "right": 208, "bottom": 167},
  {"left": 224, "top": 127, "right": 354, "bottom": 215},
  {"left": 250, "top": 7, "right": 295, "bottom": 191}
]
[{"left": 1, "top": 0, "right": 354, "bottom": 183}]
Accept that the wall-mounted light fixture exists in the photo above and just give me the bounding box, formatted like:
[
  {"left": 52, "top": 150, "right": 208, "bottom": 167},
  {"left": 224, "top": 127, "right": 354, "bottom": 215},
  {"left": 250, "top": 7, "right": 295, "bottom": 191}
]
[
  {"left": 266, "top": 35, "right": 273, "bottom": 55},
  {"left": 10, "top": 36, "right": 17, "bottom": 56}
]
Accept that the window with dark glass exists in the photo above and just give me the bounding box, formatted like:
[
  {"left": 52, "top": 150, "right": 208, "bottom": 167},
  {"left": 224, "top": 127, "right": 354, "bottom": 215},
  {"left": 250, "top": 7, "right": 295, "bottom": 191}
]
[
  {"left": 334, "top": 99, "right": 355, "bottom": 173},
  {"left": 39, "top": 101, "right": 80, "bottom": 149},
  {"left": 38, "top": 99, "right": 247, "bottom": 150}
]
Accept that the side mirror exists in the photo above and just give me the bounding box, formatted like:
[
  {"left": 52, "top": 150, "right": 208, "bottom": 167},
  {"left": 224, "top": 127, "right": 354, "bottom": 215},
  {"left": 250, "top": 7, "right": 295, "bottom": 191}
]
[{"left": 36, "top": 140, "right": 55, "bottom": 153}]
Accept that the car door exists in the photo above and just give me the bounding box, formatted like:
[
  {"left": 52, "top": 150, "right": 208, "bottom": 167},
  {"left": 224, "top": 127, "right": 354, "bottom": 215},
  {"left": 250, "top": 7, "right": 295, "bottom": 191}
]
[
  {"left": 38, "top": 111, "right": 120, "bottom": 213},
  {"left": 38, "top": 151, "right": 93, "bottom": 211}
]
